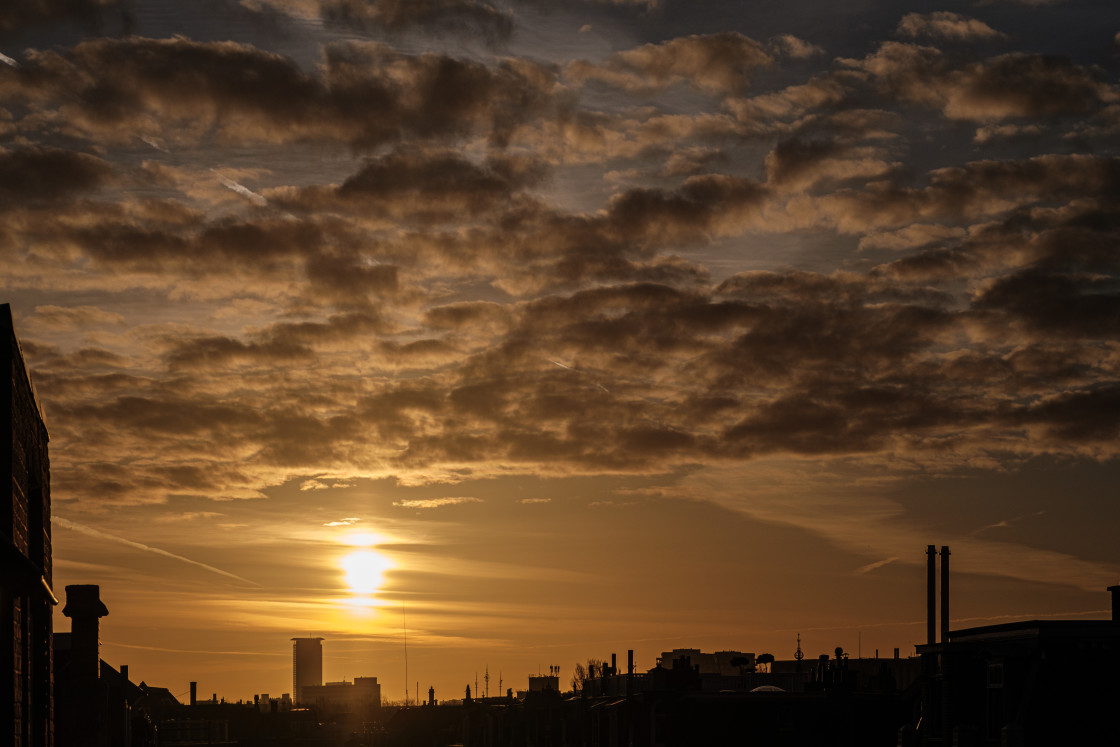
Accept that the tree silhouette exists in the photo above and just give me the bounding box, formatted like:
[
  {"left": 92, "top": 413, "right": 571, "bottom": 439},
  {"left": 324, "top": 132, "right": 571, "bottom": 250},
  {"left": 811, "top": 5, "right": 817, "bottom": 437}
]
[{"left": 570, "top": 658, "right": 605, "bottom": 693}]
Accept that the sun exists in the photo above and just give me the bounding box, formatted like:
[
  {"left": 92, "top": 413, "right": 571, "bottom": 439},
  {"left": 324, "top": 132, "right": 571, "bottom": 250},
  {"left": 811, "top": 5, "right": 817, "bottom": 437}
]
[{"left": 340, "top": 549, "right": 392, "bottom": 596}]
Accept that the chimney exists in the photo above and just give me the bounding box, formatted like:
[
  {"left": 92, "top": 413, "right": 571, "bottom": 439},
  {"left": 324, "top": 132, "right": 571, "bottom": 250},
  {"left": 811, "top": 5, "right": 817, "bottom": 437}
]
[
  {"left": 627, "top": 650, "right": 634, "bottom": 675},
  {"left": 611, "top": 653, "right": 616, "bottom": 675},
  {"left": 120, "top": 664, "right": 128, "bottom": 683},
  {"left": 1108, "top": 586, "right": 1120, "bottom": 622},
  {"left": 63, "top": 585, "right": 109, "bottom": 683},
  {"left": 190, "top": 681, "right": 197, "bottom": 706},
  {"left": 940, "top": 546, "right": 950, "bottom": 643},
  {"left": 926, "top": 546, "right": 936, "bottom": 646}
]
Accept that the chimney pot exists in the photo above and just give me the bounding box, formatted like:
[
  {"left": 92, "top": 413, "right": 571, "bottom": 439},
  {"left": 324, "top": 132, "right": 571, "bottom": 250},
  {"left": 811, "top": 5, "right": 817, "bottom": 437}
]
[
  {"left": 1108, "top": 586, "right": 1120, "bottom": 622},
  {"left": 63, "top": 585, "right": 109, "bottom": 682},
  {"left": 926, "top": 546, "right": 937, "bottom": 646},
  {"left": 940, "top": 546, "right": 950, "bottom": 643}
]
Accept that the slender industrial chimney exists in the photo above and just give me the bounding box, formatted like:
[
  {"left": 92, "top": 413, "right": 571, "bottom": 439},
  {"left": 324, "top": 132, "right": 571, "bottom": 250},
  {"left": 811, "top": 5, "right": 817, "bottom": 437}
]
[
  {"left": 926, "top": 545, "right": 937, "bottom": 645},
  {"left": 940, "top": 546, "right": 950, "bottom": 643},
  {"left": 190, "top": 681, "right": 197, "bottom": 706},
  {"left": 1108, "top": 585, "right": 1120, "bottom": 622}
]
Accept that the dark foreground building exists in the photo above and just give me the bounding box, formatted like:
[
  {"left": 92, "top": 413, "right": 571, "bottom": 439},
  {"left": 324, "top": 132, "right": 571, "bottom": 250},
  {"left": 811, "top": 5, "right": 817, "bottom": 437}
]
[
  {"left": 2, "top": 303, "right": 56, "bottom": 747},
  {"left": 910, "top": 587, "right": 1120, "bottom": 746}
]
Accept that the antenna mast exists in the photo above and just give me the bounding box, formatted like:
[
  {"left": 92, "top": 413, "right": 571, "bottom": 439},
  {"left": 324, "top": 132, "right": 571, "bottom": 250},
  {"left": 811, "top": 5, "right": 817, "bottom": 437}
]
[{"left": 403, "top": 607, "right": 408, "bottom": 705}]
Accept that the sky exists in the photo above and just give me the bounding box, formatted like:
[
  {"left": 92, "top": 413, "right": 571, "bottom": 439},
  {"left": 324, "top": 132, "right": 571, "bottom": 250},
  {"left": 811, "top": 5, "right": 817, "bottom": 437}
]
[{"left": 3, "top": 0, "right": 1120, "bottom": 705}]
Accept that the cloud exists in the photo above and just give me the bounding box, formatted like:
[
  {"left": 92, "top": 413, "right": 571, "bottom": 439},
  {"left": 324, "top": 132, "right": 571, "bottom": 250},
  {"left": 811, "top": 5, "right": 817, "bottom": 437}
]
[
  {"left": 805, "top": 154, "right": 1120, "bottom": 235},
  {"left": 393, "top": 496, "right": 483, "bottom": 508},
  {"left": 0, "top": 0, "right": 130, "bottom": 32},
  {"left": 29, "top": 305, "right": 126, "bottom": 330},
  {"left": 681, "top": 460, "right": 1120, "bottom": 593},
  {"left": 269, "top": 147, "right": 547, "bottom": 224},
  {"left": 858, "top": 224, "right": 967, "bottom": 252},
  {"left": 767, "top": 34, "right": 824, "bottom": 60},
  {"left": 764, "top": 137, "right": 896, "bottom": 192},
  {"left": 320, "top": 0, "right": 514, "bottom": 41},
  {"left": 153, "top": 511, "right": 224, "bottom": 523},
  {"left": 3, "top": 37, "right": 557, "bottom": 149},
  {"left": 896, "top": 12, "right": 1007, "bottom": 43},
  {"left": 841, "top": 43, "right": 1115, "bottom": 121},
  {"left": 0, "top": 147, "right": 111, "bottom": 207},
  {"left": 565, "top": 33, "right": 772, "bottom": 95}
]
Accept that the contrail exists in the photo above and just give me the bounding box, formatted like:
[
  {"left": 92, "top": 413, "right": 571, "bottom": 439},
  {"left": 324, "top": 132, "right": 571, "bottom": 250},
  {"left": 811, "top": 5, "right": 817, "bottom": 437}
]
[
  {"left": 104, "top": 641, "right": 285, "bottom": 656},
  {"left": 854, "top": 556, "right": 899, "bottom": 575},
  {"left": 54, "top": 517, "right": 261, "bottom": 587},
  {"left": 211, "top": 169, "right": 268, "bottom": 206},
  {"left": 0, "top": 52, "right": 18, "bottom": 68},
  {"left": 139, "top": 135, "right": 170, "bottom": 153}
]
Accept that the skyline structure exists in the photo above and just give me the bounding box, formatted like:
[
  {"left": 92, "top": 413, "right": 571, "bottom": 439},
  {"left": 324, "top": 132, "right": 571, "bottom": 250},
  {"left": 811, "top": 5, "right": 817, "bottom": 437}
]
[
  {"left": 2, "top": 0, "right": 1120, "bottom": 702},
  {"left": 2, "top": 303, "right": 55, "bottom": 747},
  {"left": 292, "top": 637, "right": 324, "bottom": 704}
]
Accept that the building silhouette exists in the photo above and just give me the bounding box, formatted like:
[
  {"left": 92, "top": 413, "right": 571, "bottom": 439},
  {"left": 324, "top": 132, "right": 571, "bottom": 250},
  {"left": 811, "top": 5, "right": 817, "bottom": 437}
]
[
  {"left": 2, "top": 303, "right": 56, "bottom": 747},
  {"left": 291, "top": 637, "right": 323, "bottom": 704},
  {"left": 906, "top": 545, "right": 1120, "bottom": 746}
]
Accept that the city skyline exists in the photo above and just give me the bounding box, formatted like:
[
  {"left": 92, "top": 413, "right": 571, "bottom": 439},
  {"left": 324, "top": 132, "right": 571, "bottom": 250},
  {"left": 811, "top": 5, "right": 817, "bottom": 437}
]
[{"left": 4, "top": 0, "right": 1120, "bottom": 703}]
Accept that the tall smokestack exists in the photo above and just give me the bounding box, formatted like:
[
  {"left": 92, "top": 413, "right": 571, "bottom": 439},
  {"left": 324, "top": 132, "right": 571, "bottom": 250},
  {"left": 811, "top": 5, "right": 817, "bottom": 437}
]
[
  {"left": 190, "top": 681, "right": 197, "bottom": 706},
  {"left": 926, "top": 545, "right": 936, "bottom": 646},
  {"left": 1108, "top": 585, "right": 1120, "bottom": 622},
  {"left": 940, "top": 546, "right": 950, "bottom": 643}
]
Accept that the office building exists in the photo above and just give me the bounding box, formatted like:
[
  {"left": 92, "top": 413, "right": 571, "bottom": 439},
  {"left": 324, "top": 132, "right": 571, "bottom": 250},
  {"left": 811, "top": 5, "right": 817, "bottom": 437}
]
[{"left": 291, "top": 637, "right": 323, "bottom": 704}]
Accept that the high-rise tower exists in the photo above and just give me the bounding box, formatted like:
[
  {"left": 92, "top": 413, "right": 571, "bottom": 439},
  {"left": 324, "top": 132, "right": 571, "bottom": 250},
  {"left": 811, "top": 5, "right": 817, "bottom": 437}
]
[{"left": 291, "top": 637, "right": 323, "bottom": 703}]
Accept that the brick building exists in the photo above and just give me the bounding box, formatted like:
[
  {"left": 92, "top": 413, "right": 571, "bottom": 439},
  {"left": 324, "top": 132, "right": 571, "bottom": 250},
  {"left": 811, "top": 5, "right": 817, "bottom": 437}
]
[{"left": 1, "top": 303, "right": 56, "bottom": 747}]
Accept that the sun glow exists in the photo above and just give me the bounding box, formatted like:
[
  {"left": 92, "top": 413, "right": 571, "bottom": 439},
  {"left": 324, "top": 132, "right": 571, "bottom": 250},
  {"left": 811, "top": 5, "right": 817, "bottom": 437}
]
[{"left": 340, "top": 549, "right": 393, "bottom": 596}]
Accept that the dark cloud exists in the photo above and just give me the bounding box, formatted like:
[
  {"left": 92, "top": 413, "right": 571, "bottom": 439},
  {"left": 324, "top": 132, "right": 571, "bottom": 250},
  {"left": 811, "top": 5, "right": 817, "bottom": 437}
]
[
  {"left": 164, "top": 336, "right": 315, "bottom": 370},
  {"left": 764, "top": 136, "right": 895, "bottom": 191},
  {"left": 271, "top": 147, "right": 548, "bottom": 223},
  {"left": 0, "top": 147, "right": 110, "bottom": 207},
  {"left": 1020, "top": 385, "right": 1120, "bottom": 444},
  {"left": 0, "top": 0, "right": 129, "bottom": 33},
  {"left": 974, "top": 268, "right": 1120, "bottom": 337},
  {"left": 164, "top": 312, "right": 391, "bottom": 369},
  {"left": 8, "top": 5, "right": 1120, "bottom": 512},
  {"left": 320, "top": 0, "right": 513, "bottom": 41},
  {"left": 3, "top": 37, "right": 556, "bottom": 149},
  {"left": 896, "top": 12, "right": 1006, "bottom": 43},
  {"left": 605, "top": 173, "right": 768, "bottom": 246},
  {"left": 843, "top": 43, "right": 1114, "bottom": 121},
  {"left": 566, "top": 32, "right": 772, "bottom": 95},
  {"left": 815, "top": 154, "right": 1120, "bottom": 233}
]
